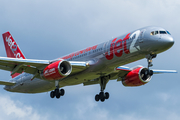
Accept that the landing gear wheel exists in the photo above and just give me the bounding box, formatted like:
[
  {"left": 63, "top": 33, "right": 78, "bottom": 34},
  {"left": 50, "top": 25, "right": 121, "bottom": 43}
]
[
  {"left": 56, "top": 93, "right": 61, "bottom": 99},
  {"left": 55, "top": 89, "right": 59, "bottom": 95},
  {"left": 105, "top": 92, "right": 109, "bottom": 99},
  {"left": 50, "top": 91, "right": 55, "bottom": 98},
  {"left": 95, "top": 91, "right": 110, "bottom": 102},
  {"left": 149, "top": 70, "right": 153, "bottom": 76},
  {"left": 94, "top": 76, "right": 110, "bottom": 102},
  {"left": 50, "top": 88, "right": 65, "bottom": 99},
  {"left": 100, "top": 97, "right": 105, "bottom": 102},
  {"left": 95, "top": 94, "right": 100, "bottom": 102},
  {"left": 60, "top": 89, "right": 65, "bottom": 96},
  {"left": 99, "top": 92, "right": 104, "bottom": 100},
  {"left": 51, "top": 81, "right": 65, "bottom": 99}
]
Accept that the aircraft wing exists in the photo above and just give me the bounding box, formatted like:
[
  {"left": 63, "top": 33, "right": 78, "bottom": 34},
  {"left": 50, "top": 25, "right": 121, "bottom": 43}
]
[
  {"left": 0, "top": 57, "right": 88, "bottom": 77},
  {"left": 0, "top": 57, "right": 50, "bottom": 75},
  {"left": 152, "top": 69, "right": 177, "bottom": 74},
  {"left": 83, "top": 66, "right": 177, "bottom": 86},
  {"left": 0, "top": 81, "right": 15, "bottom": 86},
  {"left": 113, "top": 66, "right": 177, "bottom": 80}
]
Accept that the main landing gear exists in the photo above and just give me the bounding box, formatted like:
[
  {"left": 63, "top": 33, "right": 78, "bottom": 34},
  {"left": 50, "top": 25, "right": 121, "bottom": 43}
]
[
  {"left": 50, "top": 81, "right": 65, "bottom": 99},
  {"left": 95, "top": 76, "right": 110, "bottom": 102}
]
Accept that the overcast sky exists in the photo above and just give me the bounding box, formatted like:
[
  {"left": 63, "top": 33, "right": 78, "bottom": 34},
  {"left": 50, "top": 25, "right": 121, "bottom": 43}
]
[{"left": 0, "top": 0, "right": 180, "bottom": 120}]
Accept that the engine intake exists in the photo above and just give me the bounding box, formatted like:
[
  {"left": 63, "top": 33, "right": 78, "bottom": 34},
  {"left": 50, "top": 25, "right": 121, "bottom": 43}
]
[
  {"left": 41, "top": 60, "right": 72, "bottom": 81},
  {"left": 122, "top": 67, "right": 153, "bottom": 87}
]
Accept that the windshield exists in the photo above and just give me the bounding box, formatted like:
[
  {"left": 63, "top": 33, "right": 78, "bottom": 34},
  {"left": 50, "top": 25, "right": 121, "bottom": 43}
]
[{"left": 150, "top": 30, "right": 170, "bottom": 35}]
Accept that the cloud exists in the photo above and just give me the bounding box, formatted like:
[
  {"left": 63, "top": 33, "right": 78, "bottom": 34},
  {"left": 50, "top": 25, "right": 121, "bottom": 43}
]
[
  {"left": 57, "top": 94, "right": 180, "bottom": 120},
  {"left": 0, "top": 95, "right": 48, "bottom": 120}
]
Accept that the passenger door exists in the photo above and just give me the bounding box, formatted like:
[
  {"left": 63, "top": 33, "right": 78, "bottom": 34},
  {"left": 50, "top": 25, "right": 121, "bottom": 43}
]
[{"left": 138, "top": 29, "right": 146, "bottom": 43}]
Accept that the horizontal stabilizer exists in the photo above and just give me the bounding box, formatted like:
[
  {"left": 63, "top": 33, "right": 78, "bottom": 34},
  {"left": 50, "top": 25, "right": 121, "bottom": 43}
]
[{"left": 0, "top": 81, "right": 15, "bottom": 86}]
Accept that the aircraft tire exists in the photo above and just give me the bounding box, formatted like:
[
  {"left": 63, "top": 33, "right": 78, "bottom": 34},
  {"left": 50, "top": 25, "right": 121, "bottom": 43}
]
[
  {"left": 99, "top": 92, "right": 104, "bottom": 100},
  {"left": 95, "top": 94, "right": 100, "bottom": 101},
  {"left": 149, "top": 70, "right": 153, "bottom": 76},
  {"left": 55, "top": 89, "right": 59, "bottom": 95},
  {"left": 56, "top": 93, "right": 61, "bottom": 99},
  {"left": 60, "top": 89, "right": 65, "bottom": 96},
  {"left": 105, "top": 92, "right": 109, "bottom": 99},
  {"left": 100, "top": 97, "right": 105, "bottom": 102},
  {"left": 50, "top": 91, "right": 55, "bottom": 98}
]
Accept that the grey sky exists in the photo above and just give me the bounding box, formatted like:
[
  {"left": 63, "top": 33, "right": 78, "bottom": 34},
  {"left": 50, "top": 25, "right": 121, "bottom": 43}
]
[{"left": 0, "top": 0, "right": 179, "bottom": 120}]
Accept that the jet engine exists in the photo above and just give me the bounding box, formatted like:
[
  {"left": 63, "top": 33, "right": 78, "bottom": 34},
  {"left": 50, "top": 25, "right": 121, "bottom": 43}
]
[
  {"left": 122, "top": 67, "right": 153, "bottom": 87},
  {"left": 41, "top": 60, "right": 72, "bottom": 81}
]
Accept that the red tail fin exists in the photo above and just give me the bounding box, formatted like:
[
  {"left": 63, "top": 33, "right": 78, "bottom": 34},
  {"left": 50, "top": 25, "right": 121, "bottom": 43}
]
[
  {"left": 2, "top": 32, "right": 26, "bottom": 78},
  {"left": 2, "top": 32, "right": 26, "bottom": 59}
]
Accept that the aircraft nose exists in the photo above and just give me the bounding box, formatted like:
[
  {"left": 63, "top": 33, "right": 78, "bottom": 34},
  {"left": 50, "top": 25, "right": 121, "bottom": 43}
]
[
  {"left": 160, "top": 35, "right": 174, "bottom": 48},
  {"left": 149, "top": 35, "right": 175, "bottom": 53}
]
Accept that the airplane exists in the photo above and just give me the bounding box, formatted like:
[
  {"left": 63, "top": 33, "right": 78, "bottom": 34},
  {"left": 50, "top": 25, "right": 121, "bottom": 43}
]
[{"left": 0, "top": 26, "right": 177, "bottom": 102}]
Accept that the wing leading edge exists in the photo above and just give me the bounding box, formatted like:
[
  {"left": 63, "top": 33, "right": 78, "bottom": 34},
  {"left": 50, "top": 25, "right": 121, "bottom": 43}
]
[
  {"left": 0, "top": 57, "right": 89, "bottom": 79},
  {"left": 83, "top": 66, "right": 177, "bottom": 86}
]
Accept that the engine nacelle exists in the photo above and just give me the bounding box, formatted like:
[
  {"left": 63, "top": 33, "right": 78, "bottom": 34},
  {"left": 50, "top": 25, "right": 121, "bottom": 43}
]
[
  {"left": 41, "top": 60, "right": 72, "bottom": 81},
  {"left": 122, "top": 67, "right": 152, "bottom": 87}
]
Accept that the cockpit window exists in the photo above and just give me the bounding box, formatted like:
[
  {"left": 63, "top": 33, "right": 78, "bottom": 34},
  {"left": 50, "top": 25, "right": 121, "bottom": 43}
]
[
  {"left": 159, "top": 31, "right": 167, "bottom": 34},
  {"left": 150, "top": 31, "right": 154, "bottom": 35},
  {"left": 150, "top": 30, "right": 169, "bottom": 35},
  {"left": 166, "top": 31, "right": 171, "bottom": 35},
  {"left": 155, "top": 31, "right": 158, "bottom": 35}
]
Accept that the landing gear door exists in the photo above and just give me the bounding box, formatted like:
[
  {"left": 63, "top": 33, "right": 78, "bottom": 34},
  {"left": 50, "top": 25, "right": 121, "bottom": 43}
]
[{"left": 138, "top": 29, "right": 146, "bottom": 43}]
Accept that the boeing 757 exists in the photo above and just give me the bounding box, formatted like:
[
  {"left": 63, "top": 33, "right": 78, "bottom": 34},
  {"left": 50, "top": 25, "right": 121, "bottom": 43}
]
[{"left": 0, "top": 26, "right": 177, "bottom": 102}]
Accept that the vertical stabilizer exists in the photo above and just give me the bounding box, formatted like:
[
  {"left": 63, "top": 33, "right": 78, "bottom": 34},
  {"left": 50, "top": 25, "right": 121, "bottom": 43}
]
[
  {"left": 2, "top": 32, "right": 25, "bottom": 59},
  {"left": 2, "top": 32, "right": 26, "bottom": 78}
]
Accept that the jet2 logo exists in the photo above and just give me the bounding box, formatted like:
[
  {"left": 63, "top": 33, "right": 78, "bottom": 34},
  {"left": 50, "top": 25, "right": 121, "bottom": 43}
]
[
  {"left": 6, "top": 35, "right": 23, "bottom": 59},
  {"left": 105, "top": 30, "right": 141, "bottom": 60},
  {"left": 129, "top": 30, "right": 141, "bottom": 53}
]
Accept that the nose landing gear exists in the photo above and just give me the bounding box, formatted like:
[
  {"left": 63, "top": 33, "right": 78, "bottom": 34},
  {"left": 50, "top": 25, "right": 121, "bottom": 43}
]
[
  {"left": 146, "top": 53, "right": 157, "bottom": 68},
  {"left": 146, "top": 53, "right": 157, "bottom": 76}
]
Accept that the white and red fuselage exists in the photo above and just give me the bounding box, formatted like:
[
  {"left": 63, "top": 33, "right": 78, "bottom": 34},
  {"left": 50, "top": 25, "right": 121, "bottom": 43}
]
[{"left": 1, "top": 26, "right": 175, "bottom": 97}]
